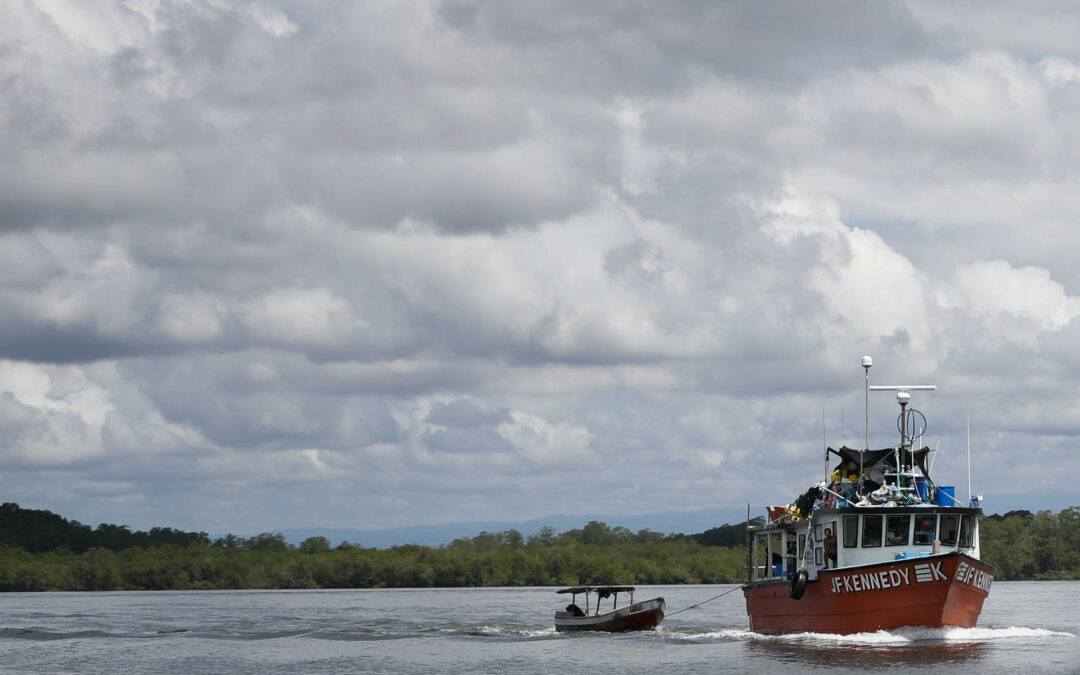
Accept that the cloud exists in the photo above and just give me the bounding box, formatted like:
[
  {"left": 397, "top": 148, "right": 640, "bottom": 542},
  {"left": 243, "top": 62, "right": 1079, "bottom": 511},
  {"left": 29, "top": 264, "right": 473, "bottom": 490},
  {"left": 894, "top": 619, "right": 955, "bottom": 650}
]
[
  {"left": 0, "top": 359, "right": 207, "bottom": 469},
  {"left": 935, "top": 260, "right": 1080, "bottom": 347},
  {"left": 241, "top": 287, "right": 360, "bottom": 349},
  {"left": 156, "top": 293, "right": 226, "bottom": 343},
  {"left": 761, "top": 191, "right": 930, "bottom": 354},
  {"left": 497, "top": 410, "right": 595, "bottom": 466},
  {"left": 425, "top": 398, "right": 510, "bottom": 429},
  {"left": 2, "top": 1, "right": 1080, "bottom": 535}
]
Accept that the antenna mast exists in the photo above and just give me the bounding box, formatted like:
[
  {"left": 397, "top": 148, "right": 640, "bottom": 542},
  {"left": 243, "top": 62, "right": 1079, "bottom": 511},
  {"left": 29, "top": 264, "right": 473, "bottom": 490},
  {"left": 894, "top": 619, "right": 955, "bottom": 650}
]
[
  {"left": 869, "top": 383, "right": 937, "bottom": 445},
  {"left": 861, "top": 355, "right": 871, "bottom": 496},
  {"left": 823, "top": 409, "right": 828, "bottom": 487},
  {"left": 862, "top": 355, "right": 872, "bottom": 451}
]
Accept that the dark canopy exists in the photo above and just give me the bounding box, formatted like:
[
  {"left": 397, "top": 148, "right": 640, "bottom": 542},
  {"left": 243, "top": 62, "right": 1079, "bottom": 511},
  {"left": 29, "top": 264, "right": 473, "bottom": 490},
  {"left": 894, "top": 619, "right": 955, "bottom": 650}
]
[
  {"left": 557, "top": 586, "right": 635, "bottom": 596},
  {"left": 827, "top": 445, "right": 932, "bottom": 482}
]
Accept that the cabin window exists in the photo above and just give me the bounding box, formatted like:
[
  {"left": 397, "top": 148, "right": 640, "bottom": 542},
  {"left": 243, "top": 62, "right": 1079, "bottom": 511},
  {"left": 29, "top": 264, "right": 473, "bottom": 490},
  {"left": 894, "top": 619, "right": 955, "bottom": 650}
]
[
  {"left": 753, "top": 533, "right": 769, "bottom": 579},
  {"left": 940, "top": 515, "right": 960, "bottom": 545},
  {"left": 814, "top": 524, "right": 823, "bottom": 542},
  {"left": 959, "top": 515, "right": 975, "bottom": 548},
  {"left": 769, "top": 533, "right": 784, "bottom": 576},
  {"left": 913, "top": 514, "right": 937, "bottom": 545},
  {"left": 862, "top": 515, "right": 883, "bottom": 547},
  {"left": 815, "top": 546, "right": 823, "bottom": 566},
  {"left": 798, "top": 534, "right": 806, "bottom": 560},
  {"left": 885, "top": 514, "right": 910, "bottom": 546},
  {"left": 842, "top": 515, "right": 859, "bottom": 548}
]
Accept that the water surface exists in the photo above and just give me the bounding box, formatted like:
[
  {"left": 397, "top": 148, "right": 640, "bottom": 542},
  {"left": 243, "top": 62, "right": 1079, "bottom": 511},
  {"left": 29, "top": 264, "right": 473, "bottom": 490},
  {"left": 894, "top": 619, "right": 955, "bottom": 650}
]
[{"left": 0, "top": 582, "right": 1075, "bottom": 673}]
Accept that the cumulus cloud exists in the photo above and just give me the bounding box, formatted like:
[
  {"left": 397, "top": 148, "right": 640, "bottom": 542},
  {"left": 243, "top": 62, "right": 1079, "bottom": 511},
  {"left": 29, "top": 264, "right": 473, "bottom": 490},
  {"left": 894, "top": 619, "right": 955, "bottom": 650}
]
[
  {"left": 0, "top": 360, "right": 207, "bottom": 470},
  {"left": 241, "top": 287, "right": 360, "bottom": 349},
  {"left": 2, "top": 0, "right": 1080, "bottom": 533},
  {"left": 761, "top": 191, "right": 931, "bottom": 355},
  {"left": 935, "top": 260, "right": 1080, "bottom": 347}
]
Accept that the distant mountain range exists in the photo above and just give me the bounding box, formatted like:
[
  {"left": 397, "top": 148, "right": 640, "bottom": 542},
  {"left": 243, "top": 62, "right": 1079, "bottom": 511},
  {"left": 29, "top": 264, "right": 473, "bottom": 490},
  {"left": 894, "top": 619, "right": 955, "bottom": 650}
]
[{"left": 265, "top": 506, "right": 750, "bottom": 549}]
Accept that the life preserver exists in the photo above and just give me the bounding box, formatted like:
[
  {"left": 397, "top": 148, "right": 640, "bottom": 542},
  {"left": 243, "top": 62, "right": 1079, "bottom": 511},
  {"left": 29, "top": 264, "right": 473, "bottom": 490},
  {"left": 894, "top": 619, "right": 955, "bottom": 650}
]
[{"left": 789, "top": 569, "right": 808, "bottom": 600}]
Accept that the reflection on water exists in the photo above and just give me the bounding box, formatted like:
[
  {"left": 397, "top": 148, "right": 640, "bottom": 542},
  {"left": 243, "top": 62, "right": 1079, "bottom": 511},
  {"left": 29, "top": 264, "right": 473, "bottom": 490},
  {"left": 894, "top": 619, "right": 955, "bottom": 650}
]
[{"left": 747, "top": 637, "right": 988, "bottom": 668}]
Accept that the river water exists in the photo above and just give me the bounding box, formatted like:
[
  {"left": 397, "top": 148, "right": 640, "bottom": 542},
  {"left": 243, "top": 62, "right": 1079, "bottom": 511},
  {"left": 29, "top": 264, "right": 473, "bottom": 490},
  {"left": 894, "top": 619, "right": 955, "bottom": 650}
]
[{"left": 0, "top": 582, "right": 1075, "bottom": 673}]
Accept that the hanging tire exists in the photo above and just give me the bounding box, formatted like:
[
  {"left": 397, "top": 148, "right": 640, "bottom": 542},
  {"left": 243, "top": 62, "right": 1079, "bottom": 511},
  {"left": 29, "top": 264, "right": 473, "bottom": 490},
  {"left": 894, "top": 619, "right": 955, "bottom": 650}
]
[{"left": 789, "top": 569, "right": 808, "bottom": 599}]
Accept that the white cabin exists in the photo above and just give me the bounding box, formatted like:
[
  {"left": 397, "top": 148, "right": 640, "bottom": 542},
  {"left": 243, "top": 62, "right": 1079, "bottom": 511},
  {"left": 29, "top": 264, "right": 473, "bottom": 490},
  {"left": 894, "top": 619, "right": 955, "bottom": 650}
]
[{"left": 749, "top": 506, "right": 982, "bottom": 582}]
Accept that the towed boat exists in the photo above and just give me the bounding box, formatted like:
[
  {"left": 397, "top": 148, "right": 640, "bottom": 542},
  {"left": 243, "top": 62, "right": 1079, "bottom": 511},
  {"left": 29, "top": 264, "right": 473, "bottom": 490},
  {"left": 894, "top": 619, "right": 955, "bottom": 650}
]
[
  {"left": 743, "top": 356, "right": 995, "bottom": 634},
  {"left": 554, "top": 586, "right": 665, "bottom": 632}
]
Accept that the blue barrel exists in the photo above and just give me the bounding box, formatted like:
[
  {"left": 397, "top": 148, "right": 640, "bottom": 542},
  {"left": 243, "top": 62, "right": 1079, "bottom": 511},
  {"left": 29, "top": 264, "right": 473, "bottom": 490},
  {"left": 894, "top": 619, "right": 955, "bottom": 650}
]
[
  {"left": 935, "top": 485, "right": 955, "bottom": 505},
  {"left": 914, "top": 476, "right": 929, "bottom": 501}
]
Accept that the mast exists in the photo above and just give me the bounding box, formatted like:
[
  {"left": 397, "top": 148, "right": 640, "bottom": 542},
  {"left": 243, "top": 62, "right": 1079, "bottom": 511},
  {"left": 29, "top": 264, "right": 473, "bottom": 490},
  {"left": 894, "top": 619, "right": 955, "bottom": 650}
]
[
  {"left": 823, "top": 409, "right": 828, "bottom": 488},
  {"left": 745, "top": 502, "right": 751, "bottom": 584},
  {"left": 869, "top": 383, "right": 936, "bottom": 497},
  {"left": 861, "top": 355, "right": 872, "bottom": 498},
  {"left": 967, "top": 416, "right": 972, "bottom": 506},
  {"left": 862, "top": 355, "right": 872, "bottom": 452}
]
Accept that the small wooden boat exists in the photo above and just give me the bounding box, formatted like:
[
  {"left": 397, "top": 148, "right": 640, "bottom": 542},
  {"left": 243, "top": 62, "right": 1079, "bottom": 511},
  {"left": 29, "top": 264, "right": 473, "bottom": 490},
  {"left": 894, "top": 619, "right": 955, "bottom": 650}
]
[{"left": 554, "top": 586, "right": 664, "bottom": 632}]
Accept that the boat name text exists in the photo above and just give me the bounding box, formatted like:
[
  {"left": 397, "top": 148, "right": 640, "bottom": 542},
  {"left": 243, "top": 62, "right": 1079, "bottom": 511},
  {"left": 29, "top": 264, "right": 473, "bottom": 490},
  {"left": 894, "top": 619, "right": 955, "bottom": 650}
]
[
  {"left": 829, "top": 562, "right": 948, "bottom": 594},
  {"left": 955, "top": 560, "right": 993, "bottom": 592}
]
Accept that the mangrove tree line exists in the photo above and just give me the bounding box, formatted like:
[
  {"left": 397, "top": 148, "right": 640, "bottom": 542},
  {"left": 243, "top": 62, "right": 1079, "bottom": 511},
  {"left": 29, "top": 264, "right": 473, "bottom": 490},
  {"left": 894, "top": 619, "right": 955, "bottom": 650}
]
[{"left": 0, "top": 503, "right": 1076, "bottom": 591}]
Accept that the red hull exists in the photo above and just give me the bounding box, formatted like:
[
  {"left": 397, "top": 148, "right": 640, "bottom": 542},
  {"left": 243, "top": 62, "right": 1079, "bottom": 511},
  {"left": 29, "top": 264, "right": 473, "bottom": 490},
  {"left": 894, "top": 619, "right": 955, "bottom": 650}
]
[{"left": 743, "top": 552, "right": 994, "bottom": 634}]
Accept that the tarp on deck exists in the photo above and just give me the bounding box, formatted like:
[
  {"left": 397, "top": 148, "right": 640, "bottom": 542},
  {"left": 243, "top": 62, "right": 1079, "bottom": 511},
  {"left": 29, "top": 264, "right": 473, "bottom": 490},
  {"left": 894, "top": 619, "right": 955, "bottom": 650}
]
[{"left": 827, "top": 445, "right": 932, "bottom": 482}]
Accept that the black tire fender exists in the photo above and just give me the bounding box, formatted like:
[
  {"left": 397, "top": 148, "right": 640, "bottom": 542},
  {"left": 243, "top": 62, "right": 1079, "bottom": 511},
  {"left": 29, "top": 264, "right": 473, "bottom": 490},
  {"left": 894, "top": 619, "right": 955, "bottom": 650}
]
[{"left": 789, "top": 569, "right": 808, "bottom": 599}]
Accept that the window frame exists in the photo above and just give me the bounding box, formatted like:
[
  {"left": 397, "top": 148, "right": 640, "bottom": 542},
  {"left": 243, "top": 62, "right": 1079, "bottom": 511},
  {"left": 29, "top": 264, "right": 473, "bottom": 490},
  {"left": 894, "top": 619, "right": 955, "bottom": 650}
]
[
  {"left": 885, "top": 514, "right": 911, "bottom": 547},
  {"left": 842, "top": 515, "right": 859, "bottom": 548},
  {"left": 913, "top": 514, "right": 937, "bottom": 545},
  {"left": 861, "top": 514, "right": 884, "bottom": 548},
  {"left": 959, "top": 515, "right": 975, "bottom": 548},
  {"left": 940, "top": 514, "right": 960, "bottom": 545}
]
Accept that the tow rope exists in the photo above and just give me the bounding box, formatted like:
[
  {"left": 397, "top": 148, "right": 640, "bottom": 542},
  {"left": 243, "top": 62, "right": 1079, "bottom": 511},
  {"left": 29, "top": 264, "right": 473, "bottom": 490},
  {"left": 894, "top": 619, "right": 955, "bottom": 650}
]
[{"left": 663, "top": 584, "right": 743, "bottom": 618}]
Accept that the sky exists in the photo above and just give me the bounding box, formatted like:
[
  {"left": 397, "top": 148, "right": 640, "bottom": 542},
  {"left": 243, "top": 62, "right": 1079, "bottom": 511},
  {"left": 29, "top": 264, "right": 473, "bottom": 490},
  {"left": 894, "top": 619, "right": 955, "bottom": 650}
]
[{"left": 3, "top": 0, "right": 1080, "bottom": 537}]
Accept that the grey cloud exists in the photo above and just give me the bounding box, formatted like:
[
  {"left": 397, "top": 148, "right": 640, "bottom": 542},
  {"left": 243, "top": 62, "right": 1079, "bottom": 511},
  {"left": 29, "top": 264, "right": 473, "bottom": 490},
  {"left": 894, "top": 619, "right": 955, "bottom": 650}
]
[
  {"left": 122, "top": 355, "right": 404, "bottom": 450},
  {"left": 422, "top": 426, "right": 515, "bottom": 458},
  {"left": 439, "top": 0, "right": 934, "bottom": 88},
  {"left": 1, "top": 1, "right": 1079, "bottom": 535},
  {"left": 426, "top": 399, "right": 511, "bottom": 429}
]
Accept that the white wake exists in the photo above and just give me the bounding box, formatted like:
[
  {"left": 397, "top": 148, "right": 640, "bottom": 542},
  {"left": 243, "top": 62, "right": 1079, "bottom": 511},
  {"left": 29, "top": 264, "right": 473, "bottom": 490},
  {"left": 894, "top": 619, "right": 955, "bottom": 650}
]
[{"left": 693, "top": 625, "right": 1073, "bottom": 644}]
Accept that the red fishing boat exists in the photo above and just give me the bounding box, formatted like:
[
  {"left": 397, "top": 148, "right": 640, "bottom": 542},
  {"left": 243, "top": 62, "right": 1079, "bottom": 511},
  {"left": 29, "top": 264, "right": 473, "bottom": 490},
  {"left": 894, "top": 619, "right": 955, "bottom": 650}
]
[
  {"left": 554, "top": 586, "right": 665, "bottom": 632},
  {"left": 743, "top": 356, "right": 995, "bottom": 634}
]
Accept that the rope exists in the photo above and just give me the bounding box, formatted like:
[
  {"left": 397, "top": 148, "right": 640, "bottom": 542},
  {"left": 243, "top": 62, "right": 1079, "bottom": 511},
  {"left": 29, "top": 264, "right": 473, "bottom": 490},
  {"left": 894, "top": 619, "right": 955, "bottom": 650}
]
[{"left": 664, "top": 584, "right": 743, "bottom": 617}]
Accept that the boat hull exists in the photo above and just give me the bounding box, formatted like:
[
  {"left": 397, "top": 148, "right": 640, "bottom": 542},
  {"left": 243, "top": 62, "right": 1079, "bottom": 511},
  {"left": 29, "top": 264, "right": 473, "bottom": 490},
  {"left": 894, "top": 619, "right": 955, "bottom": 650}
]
[
  {"left": 743, "top": 552, "right": 994, "bottom": 634},
  {"left": 554, "top": 597, "right": 665, "bottom": 633}
]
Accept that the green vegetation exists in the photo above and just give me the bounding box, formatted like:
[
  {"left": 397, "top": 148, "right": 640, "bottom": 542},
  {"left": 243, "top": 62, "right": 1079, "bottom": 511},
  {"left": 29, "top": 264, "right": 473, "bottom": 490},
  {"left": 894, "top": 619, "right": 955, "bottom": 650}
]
[
  {"left": 0, "top": 509, "right": 747, "bottom": 591},
  {"left": 980, "top": 507, "right": 1080, "bottom": 580},
  {"left": 0, "top": 503, "right": 1077, "bottom": 591},
  {"left": 0, "top": 502, "right": 209, "bottom": 553}
]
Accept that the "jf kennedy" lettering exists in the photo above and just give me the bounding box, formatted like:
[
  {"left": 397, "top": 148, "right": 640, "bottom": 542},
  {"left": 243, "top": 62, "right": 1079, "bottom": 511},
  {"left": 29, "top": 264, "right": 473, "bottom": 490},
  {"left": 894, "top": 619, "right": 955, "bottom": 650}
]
[{"left": 829, "top": 562, "right": 949, "bottom": 594}]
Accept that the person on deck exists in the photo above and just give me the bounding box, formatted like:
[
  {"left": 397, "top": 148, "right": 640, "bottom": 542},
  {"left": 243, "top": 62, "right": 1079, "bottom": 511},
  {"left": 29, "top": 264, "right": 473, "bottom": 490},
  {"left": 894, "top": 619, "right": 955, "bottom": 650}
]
[{"left": 823, "top": 528, "right": 838, "bottom": 568}]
